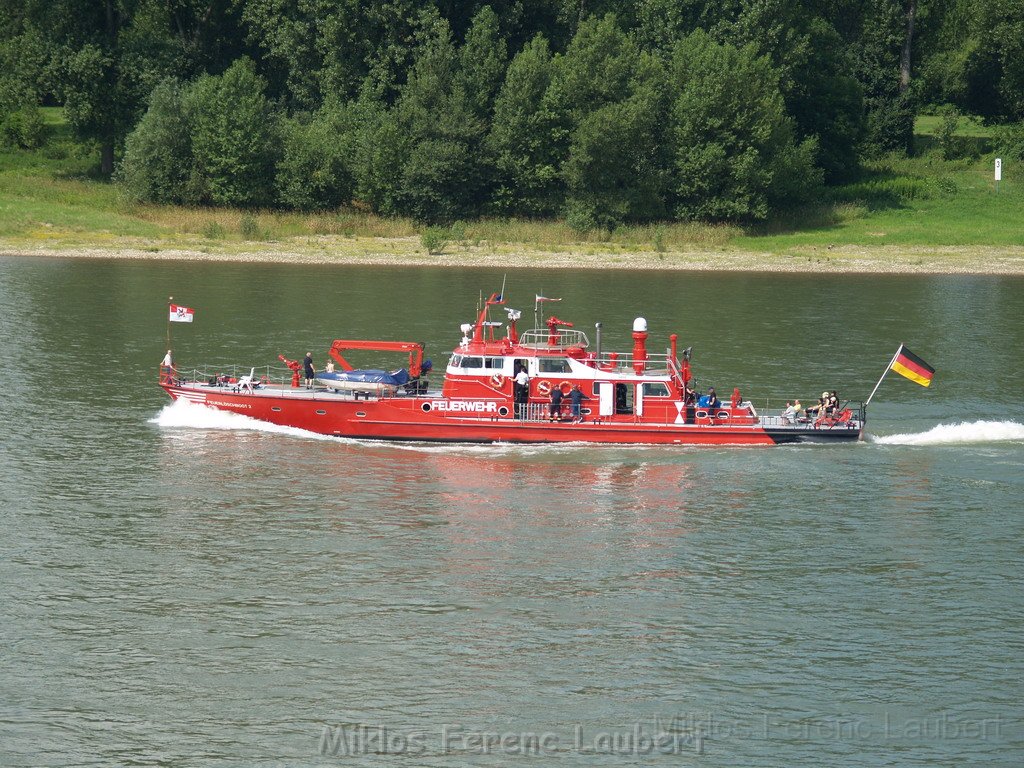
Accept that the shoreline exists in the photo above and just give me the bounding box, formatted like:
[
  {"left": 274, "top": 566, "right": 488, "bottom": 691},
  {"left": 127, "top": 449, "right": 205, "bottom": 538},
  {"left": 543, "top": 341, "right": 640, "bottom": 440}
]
[{"left": 3, "top": 238, "right": 1024, "bottom": 274}]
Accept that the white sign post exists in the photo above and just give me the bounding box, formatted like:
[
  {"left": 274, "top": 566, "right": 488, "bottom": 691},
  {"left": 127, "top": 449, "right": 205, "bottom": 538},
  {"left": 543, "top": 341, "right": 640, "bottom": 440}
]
[{"left": 995, "top": 157, "right": 1002, "bottom": 192}]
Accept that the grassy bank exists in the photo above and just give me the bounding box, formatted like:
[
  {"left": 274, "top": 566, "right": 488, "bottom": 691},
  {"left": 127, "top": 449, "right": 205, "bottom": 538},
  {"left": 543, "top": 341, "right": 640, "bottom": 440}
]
[{"left": 1, "top": 109, "right": 1021, "bottom": 273}]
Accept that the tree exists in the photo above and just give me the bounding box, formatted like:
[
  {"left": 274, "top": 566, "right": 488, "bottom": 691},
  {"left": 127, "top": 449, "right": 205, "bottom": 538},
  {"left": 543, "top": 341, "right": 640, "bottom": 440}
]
[
  {"left": 369, "top": 16, "right": 488, "bottom": 223},
  {"left": 668, "top": 31, "right": 820, "bottom": 222},
  {"left": 548, "top": 14, "right": 669, "bottom": 228},
  {"left": 487, "top": 35, "right": 562, "bottom": 216},
  {"left": 116, "top": 78, "right": 193, "bottom": 203},
  {"left": 185, "top": 57, "right": 280, "bottom": 207},
  {"left": 561, "top": 54, "right": 668, "bottom": 229},
  {"left": 456, "top": 6, "right": 508, "bottom": 120},
  {"left": 276, "top": 105, "right": 356, "bottom": 210},
  {"left": 853, "top": 0, "right": 915, "bottom": 154},
  {"left": 0, "top": 24, "right": 48, "bottom": 148},
  {"left": 786, "top": 18, "right": 865, "bottom": 182}
]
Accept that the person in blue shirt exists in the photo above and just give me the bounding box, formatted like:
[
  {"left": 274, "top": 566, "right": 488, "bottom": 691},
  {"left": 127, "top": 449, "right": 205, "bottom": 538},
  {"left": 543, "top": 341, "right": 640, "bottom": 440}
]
[{"left": 569, "top": 384, "right": 589, "bottom": 423}]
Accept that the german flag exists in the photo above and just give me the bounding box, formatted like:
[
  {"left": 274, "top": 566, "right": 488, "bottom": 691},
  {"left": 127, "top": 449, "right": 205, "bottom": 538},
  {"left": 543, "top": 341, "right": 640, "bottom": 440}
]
[{"left": 891, "top": 345, "right": 935, "bottom": 387}]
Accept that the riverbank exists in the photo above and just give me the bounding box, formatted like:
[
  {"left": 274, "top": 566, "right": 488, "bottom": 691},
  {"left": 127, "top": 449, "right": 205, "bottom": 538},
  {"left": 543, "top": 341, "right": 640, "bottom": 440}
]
[
  {"left": 2, "top": 109, "right": 1021, "bottom": 274},
  {"left": 4, "top": 238, "right": 1024, "bottom": 274}
]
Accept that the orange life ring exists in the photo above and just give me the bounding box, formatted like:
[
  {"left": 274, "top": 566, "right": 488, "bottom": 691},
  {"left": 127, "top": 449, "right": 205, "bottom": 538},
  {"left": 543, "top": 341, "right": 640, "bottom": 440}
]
[
  {"left": 489, "top": 374, "right": 506, "bottom": 388},
  {"left": 559, "top": 381, "right": 573, "bottom": 395},
  {"left": 536, "top": 380, "right": 552, "bottom": 396}
]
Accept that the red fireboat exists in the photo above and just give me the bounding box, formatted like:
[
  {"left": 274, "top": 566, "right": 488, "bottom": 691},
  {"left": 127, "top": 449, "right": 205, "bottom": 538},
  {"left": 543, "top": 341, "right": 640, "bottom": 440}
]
[{"left": 158, "top": 292, "right": 864, "bottom": 445}]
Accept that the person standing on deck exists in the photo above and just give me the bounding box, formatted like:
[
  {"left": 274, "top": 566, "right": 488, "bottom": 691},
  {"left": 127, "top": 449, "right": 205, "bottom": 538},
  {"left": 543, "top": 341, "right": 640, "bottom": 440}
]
[
  {"left": 303, "top": 352, "right": 315, "bottom": 389},
  {"left": 569, "top": 384, "right": 589, "bottom": 423},
  {"left": 549, "top": 386, "right": 564, "bottom": 422},
  {"left": 514, "top": 366, "right": 530, "bottom": 418}
]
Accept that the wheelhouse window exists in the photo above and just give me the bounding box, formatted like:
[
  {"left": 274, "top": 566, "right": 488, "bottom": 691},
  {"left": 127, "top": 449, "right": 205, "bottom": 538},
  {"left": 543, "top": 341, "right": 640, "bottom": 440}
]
[
  {"left": 538, "top": 358, "right": 570, "bottom": 373},
  {"left": 451, "top": 355, "right": 506, "bottom": 371},
  {"left": 642, "top": 382, "right": 670, "bottom": 397}
]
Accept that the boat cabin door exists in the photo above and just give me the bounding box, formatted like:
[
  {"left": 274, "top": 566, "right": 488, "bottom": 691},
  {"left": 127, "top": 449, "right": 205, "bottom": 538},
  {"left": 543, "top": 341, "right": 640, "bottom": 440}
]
[{"left": 594, "top": 381, "right": 614, "bottom": 416}]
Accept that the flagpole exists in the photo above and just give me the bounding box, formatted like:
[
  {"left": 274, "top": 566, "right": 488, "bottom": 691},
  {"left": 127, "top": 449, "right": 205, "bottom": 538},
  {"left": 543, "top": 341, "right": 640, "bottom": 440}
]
[
  {"left": 166, "top": 295, "right": 173, "bottom": 352},
  {"left": 865, "top": 344, "right": 903, "bottom": 408}
]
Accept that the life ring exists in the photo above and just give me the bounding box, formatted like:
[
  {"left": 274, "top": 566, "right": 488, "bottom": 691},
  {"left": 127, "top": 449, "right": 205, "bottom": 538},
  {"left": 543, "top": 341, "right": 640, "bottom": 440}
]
[
  {"left": 489, "top": 374, "right": 506, "bottom": 388},
  {"left": 559, "top": 381, "right": 573, "bottom": 395},
  {"left": 536, "top": 380, "right": 552, "bottom": 396}
]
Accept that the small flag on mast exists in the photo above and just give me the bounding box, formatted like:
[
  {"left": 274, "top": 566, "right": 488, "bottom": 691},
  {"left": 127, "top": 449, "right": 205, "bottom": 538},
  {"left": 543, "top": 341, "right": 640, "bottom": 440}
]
[
  {"left": 169, "top": 304, "right": 194, "bottom": 323},
  {"left": 890, "top": 344, "right": 934, "bottom": 387},
  {"left": 535, "top": 295, "right": 562, "bottom": 311}
]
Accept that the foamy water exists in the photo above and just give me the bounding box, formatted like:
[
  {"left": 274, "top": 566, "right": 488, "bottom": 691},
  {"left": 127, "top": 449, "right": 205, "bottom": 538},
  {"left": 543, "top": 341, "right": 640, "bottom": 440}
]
[
  {"left": 871, "top": 420, "right": 1024, "bottom": 446},
  {"left": 150, "top": 398, "right": 338, "bottom": 442}
]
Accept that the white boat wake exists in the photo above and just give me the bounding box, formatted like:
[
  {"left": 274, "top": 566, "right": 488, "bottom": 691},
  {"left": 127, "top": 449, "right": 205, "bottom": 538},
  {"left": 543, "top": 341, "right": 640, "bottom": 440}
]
[
  {"left": 149, "top": 398, "right": 337, "bottom": 442},
  {"left": 871, "top": 420, "right": 1024, "bottom": 446}
]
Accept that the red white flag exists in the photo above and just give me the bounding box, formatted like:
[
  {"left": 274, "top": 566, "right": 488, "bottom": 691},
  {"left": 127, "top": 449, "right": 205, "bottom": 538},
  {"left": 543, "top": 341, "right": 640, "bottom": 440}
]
[{"left": 169, "top": 304, "right": 194, "bottom": 323}]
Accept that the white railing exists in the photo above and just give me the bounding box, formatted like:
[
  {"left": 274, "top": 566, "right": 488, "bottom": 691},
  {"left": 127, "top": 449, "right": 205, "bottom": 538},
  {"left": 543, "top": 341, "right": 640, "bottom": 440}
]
[
  {"left": 587, "top": 351, "right": 676, "bottom": 375},
  {"left": 518, "top": 329, "right": 591, "bottom": 349}
]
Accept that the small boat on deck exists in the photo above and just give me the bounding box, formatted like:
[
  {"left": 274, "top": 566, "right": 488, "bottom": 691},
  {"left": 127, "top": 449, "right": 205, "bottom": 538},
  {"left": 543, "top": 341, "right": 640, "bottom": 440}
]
[
  {"left": 315, "top": 367, "right": 413, "bottom": 394},
  {"left": 159, "top": 292, "right": 865, "bottom": 445}
]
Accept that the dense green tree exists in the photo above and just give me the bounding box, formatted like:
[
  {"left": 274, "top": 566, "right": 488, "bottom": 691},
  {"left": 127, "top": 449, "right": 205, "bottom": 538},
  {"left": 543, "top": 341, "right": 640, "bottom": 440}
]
[
  {"left": 240, "top": 0, "right": 323, "bottom": 110},
  {"left": 276, "top": 105, "right": 355, "bottom": 210},
  {"left": 116, "top": 78, "right": 193, "bottom": 203},
  {"left": 347, "top": 83, "right": 408, "bottom": 216},
  {"left": 852, "top": 0, "right": 915, "bottom": 154},
  {"left": 561, "top": 53, "right": 668, "bottom": 229},
  {"left": 487, "top": 35, "right": 561, "bottom": 216},
  {"left": 968, "top": 0, "right": 1024, "bottom": 121},
  {"left": 456, "top": 6, "right": 508, "bottom": 120},
  {"left": 9, "top": 0, "right": 1023, "bottom": 220},
  {"left": 548, "top": 14, "right": 670, "bottom": 228},
  {"left": 0, "top": 23, "right": 47, "bottom": 148},
  {"left": 785, "top": 18, "right": 865, "bottom": 182},
  {"left": 668, "top": 31, "right": 820, "bottom": 221},
  {"left": 185, "top": 57, "right": 279, "bottom": 207},
  {"left": 392, "top": 18, "right": 486, "bottom": 223},
  {"left": 1, "top": 0, "right": 248, "bottom": 173}
]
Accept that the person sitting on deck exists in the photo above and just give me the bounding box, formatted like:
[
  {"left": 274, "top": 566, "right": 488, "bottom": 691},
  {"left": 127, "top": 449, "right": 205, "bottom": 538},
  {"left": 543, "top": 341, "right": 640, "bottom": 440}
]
[
  {"left": 806, "top": 392, "right": 827, "bottom": 419},
  {"left": 783, "top": 401, "right": 799, "bottom": 424},
  {"left": 827, "top": 391, "right": 839, "bottom": 416},
  {"left": 706, "top": 387, "right": 721, "bottom": 410}
]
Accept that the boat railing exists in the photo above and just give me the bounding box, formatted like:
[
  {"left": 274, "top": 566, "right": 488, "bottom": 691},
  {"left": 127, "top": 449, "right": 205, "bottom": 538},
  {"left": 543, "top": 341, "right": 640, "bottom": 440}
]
[
  {"left": 518, "top": 328, "right": 591, "bottom": 349},
  {"left": 165, "top": 363, "right": 300, "bottom": 388},
  {"left": 587, "top": 351, "right": 677, "bottom": 375},
  {"left": 756, "top": 399, "right": 865, "bottom": 429},
  {"left": 161, "top": 363, "right": 436, "bottom": 399}
]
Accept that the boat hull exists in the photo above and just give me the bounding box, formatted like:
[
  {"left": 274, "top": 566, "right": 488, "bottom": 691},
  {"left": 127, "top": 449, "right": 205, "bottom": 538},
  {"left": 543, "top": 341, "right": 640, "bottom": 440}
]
[{"left": 162, "top": 384, "right": 862, "bottom": 446}]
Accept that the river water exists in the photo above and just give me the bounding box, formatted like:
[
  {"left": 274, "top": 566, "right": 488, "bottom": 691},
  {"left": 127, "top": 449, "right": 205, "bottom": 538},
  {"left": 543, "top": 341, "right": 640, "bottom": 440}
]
[{"left": 1, "top": 256, "right": 1022, "bottom": 767}]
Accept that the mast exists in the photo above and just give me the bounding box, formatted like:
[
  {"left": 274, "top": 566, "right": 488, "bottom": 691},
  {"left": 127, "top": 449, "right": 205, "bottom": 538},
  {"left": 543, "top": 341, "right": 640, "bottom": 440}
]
[{"left": 865, "top": 344, "right": 903, "bottom": 408}]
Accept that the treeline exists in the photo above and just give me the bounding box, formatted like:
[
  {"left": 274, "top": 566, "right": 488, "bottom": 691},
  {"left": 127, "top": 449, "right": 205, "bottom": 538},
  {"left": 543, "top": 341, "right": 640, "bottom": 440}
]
[{"left": 2, "top": 0, "right": 1023, "bottom": 227}]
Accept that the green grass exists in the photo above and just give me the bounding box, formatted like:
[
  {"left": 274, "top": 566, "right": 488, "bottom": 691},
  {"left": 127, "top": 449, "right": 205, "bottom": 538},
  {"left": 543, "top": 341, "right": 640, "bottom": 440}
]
[
  {"left": 745, "top": 152, "right": 1021, "bottom": 251},
  {"left": 914, "top": 113, "right": 998, "bottom": 138},
  {"left": 0, "top": 108, "right": 1020, "bottom": 258}
]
